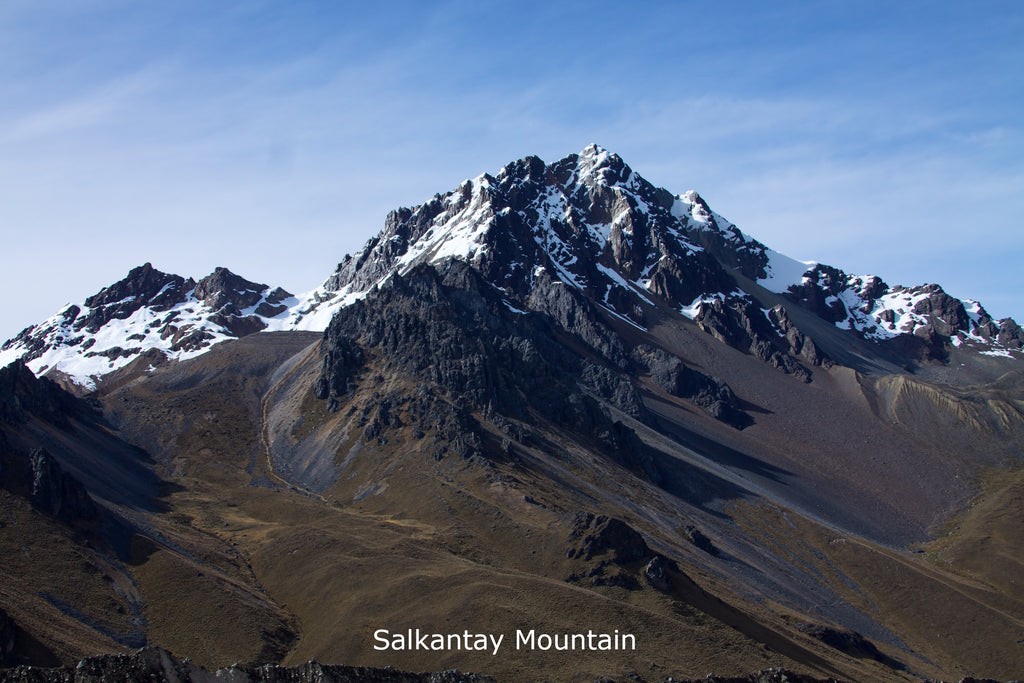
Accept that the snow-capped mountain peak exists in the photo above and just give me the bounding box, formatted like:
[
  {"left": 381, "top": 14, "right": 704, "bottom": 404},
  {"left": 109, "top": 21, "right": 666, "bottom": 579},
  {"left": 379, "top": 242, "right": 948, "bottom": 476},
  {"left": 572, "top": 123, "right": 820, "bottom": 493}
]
[
  {"left": 0, "top": 263, "right": 295, "bottom": 390},
  {"left": 2, "top": 146, "right": 1020, "bottom": 389}
]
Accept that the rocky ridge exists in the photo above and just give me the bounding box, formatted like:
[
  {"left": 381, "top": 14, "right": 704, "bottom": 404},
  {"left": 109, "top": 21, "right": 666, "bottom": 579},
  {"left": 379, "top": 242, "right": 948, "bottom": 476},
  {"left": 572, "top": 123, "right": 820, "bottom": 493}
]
[
  {"left": 305, "top": 144, "right": 1022, "bottom": 371},
  {"left": 780, "top": 264, "right": 1024, "bottom": 361},
  {"left": 2, "top": 146, "right": 1020, "bottom": 390},
  {"left": 0, "top": 264, "right": 294, "bottom": 390},
  {"left": 0, "top": 360, "right": 82, "bottom": 427},
  {"left": 309, "top": 146, "right": 822, "bottom": 379}
]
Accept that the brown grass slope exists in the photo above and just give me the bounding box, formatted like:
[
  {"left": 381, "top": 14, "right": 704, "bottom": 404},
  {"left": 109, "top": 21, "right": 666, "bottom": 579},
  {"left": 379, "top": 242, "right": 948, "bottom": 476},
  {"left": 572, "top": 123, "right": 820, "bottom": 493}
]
[
  {"left": 2, "top": 314, "right": 1022, "bottom": 681},
  {"left": 86, "top": 331, "right": 894, "bottom": 681}
]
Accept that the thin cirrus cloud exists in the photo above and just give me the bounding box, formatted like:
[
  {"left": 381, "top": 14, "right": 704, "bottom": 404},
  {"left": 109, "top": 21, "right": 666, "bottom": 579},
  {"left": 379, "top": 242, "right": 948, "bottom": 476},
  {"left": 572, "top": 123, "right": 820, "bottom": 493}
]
[{"left": 2, "top": 68, "right": 165, "bottom": 144}]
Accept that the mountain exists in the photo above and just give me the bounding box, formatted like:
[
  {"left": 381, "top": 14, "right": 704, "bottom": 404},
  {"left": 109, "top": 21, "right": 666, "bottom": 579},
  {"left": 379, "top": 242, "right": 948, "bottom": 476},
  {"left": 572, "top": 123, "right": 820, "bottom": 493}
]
[
  {"left": 2, "top": 145, "right": 1020, "bottom": 391},
  {"left": 1, "top": 146, "right": 1023, "bottom": 682}
]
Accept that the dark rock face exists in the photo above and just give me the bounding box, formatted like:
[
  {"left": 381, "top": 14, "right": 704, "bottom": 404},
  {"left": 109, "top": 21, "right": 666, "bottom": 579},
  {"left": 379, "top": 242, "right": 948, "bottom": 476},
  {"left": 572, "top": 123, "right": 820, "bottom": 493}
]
[
  {"left": 29, "top": 449, "right": 97, "bottom": 524},
  {"left": 525, "top": 271, "right": 629, "bottom": 370},
  {"left": 192, "top": 268, "right": 295, "bottom": 338},
  {"left": 320, "top": 262, "right": 540, "bottom": 416},
  {"left": 193, "top": 267, "right": 269, "bottom": 311},
  {"left": 0, "top": 647, "right": 495, "bottom": 682},
  {"left": 0, "top": 363, "right": 100, "bottom": 523},
  {"left": 996, "top": 318, "right": 1024, "bottom": 348},
  {"left": 909, "top": 285, "right": 971, "bottom": 338},
  {"left": 796, "top": 623, "right": 903, "bottom": 669},
  {"left": 638, "top": 347, "right": 751, "bottom": 428},
  {"left": 682, "top": 524, "right": 720, "bottom": 557},
  {"left": 254, "top": 287, "right": 293, "bottom": 318},
  {"left": 766, "top": 306, "right": 827, "bottom": 367},
  {"left": 677, "top": 191, "right": 770, "bottom": 281},
  {"left": 0, "top": 361, "right": 82, "bottom": 427},
  {"left": 689, "top": 297, "right": 813, "bottom": 382},
  {"left": 642, "top": 248, "right": 738, "bottom": 318},
  {"left": 80, "top": 263, "right": 194, "bottom": 334},
  {"left": 642, "top": 555, "right": 674, "bottom": 592},
  {"left": 783, "top": 265, "right": 1024, "bottom": 361},
  {"left": 313, "top": 336, "right": 365, "bottom": 407},
  {"left": 784, "top": 265, "right": 853, "bottom": 325},
  {"left": 315, "top": 261, "right": 659, "bottom": 481},
  {"left": 579, "top": 362, "right": 645, "bottom": 420}
]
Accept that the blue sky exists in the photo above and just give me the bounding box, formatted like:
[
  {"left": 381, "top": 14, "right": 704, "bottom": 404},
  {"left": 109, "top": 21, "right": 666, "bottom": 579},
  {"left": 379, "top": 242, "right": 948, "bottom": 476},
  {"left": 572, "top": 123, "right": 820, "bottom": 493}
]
[{"left": 1, "top": 1, "right": 1022, "bottom": 342}]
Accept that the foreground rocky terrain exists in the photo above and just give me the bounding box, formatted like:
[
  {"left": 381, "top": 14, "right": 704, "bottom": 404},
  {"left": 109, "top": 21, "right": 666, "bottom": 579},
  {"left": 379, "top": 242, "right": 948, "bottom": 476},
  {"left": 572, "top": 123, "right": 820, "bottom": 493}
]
[
  {"left": 0, "top": 646, "right": 1016, "bottom": 682},
  {"left": 0, "top": 647, "right": 496, "bottom": 683},
  {"left": 1, "top": 148, "right": 1022, "bottom": 682}
]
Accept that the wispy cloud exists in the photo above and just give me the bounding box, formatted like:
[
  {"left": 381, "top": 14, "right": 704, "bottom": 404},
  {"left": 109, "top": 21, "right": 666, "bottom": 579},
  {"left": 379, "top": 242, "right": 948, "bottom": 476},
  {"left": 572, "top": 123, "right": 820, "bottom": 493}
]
[{"left": 3, "top": 68, "right": 162, "bottom": 142}]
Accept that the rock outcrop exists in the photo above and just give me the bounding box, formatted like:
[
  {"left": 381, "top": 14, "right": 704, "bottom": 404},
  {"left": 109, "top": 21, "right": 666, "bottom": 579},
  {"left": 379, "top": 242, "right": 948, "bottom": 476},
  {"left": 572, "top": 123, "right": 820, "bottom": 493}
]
[
  {"left": 29, "top": 449, "right": 97, "bottom": 524},
  {"left": 565, "top": 513, "right": 680, "bottom": 591},
  {"left": 0, "top": 361, "right": 103, "bottom": 524},
  {"left": 0, "top": 646, "right": 885, "bottom": 682},
  {"left": 780, "top": 266, "right": 1024, "bottom": 360},
  {"left": 637, "top": 346, "right": 750, "bottom": 428}
]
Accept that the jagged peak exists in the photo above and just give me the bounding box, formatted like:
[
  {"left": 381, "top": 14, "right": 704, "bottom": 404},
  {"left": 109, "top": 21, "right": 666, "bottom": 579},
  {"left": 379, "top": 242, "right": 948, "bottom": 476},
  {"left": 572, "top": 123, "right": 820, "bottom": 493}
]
[
  {"left": 676, "top": 190, "right": 713, "bottom": 223},
  {"left": 570, "top": 145, "right": 630, "bottom": 188},
  {"left": 83, "top": 262, "right": 188, "bottom": 310},
  {"left": 193, "top": 266, "right": 279, "bottom": 312},
  {"left": 574, "top": 143, "right": 616, "bottom": 167},
  {"left": 313, "top": 148, "right": 786, "bottom": 334},
  {"left": 494, "top": 154, "right": 546, "bottom": 184}
]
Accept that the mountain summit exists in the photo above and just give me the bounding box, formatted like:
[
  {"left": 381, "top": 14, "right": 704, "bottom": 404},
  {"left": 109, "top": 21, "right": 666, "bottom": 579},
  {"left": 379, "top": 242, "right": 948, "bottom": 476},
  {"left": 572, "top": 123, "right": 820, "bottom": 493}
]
[{"left": 2, "top": 145, "right": 1019, "bottom": 389}]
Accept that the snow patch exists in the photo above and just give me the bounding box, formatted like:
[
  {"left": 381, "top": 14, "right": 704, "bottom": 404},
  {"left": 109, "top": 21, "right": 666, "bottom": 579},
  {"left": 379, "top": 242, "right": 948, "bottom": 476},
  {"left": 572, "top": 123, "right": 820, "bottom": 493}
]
[
  {"left": 502, "top": 299, "right": 527, "bottom": 315},
  {"left": 759, "top": 249, "right": 817, "bottom": 294},
  {"left": 594, "top": 264, "right": 654, "bottom": 306},
  {"left": 680, "top": 293, "right": 724, "bottom": 320}
]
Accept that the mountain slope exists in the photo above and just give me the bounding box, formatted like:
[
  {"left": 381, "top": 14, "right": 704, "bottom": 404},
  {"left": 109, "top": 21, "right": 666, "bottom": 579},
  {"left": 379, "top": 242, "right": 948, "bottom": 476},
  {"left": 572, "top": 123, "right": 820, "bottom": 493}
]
[{"left": 0, "top": 353, "right": 298, "bottom": 669}]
